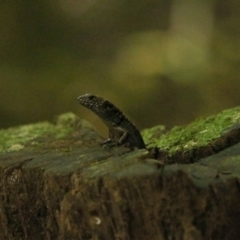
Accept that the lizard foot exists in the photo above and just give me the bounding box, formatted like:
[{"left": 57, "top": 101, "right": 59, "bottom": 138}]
[{"left": 100, "top": 139, "right": 118, "bottom": 148}]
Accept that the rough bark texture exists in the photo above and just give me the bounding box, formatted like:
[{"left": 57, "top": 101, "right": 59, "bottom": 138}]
[{"left": 0, "top": 112, "right": 240, "bottom": 240}]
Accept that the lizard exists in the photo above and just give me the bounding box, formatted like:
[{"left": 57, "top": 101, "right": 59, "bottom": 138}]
[{"left": 77, "top": 93, "right": 146, "bottom": 149}]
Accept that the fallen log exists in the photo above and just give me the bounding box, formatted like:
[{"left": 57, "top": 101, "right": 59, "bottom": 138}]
[{"left": 0, "top": 110, "right": 240, "bottom": 240}]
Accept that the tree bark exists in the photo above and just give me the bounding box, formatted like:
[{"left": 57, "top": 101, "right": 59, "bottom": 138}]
[{"left": 0, "top": 112, "right": 240, "bottom": 240}]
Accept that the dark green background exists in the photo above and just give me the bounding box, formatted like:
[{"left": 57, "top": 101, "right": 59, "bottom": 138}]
[{"left": 1, "top": 0, "right": 240, "bottom": 133}]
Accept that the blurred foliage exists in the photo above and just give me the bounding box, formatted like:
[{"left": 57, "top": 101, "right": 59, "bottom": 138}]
[{"left": 0, "top": 0, "right": 240, "bottom": 133}]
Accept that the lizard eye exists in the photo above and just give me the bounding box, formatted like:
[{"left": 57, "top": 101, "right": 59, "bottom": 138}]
[{"left": 88, "top": 95, "right": 95, "bottom": 100}]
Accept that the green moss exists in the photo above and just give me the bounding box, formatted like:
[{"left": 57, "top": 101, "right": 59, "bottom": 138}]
[
  {"left": 142, "top": 107, "right": 240, "bottom": 156},
  {"left": 0, "top": 113, "right": 80, "bottom": 153},
  {"left": 141, "top": 125, "right": 165, "bottom": 146},
  {"left": 2, "top": 107, "right": 240, "bottom": 156}
]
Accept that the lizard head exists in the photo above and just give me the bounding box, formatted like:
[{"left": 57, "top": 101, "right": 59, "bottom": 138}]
[
  {"left": 77, "top": 93, "right": 124, "bottom": 125},
  {"left": 77, "top": 94, "right": 103, "bottom": 111}
]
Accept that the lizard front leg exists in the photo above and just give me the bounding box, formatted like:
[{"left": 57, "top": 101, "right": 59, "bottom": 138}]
[
  {"left": 115, "top": 126, "right": 128, "bottom": 145},
  {"left": 101, "top": 126, "right": 128, "bottom": 147}
]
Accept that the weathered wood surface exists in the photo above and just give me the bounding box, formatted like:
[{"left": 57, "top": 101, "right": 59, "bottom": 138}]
[{"left": 0, "top": 112, "right": 240, "bottom": 240}]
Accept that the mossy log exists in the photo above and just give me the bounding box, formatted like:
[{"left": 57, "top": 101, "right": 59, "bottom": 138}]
[{"left": 0, "top": 111, "right": 240, "bottom": 240}]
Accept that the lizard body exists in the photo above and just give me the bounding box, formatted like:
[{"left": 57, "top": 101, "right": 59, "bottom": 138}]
[{"left": 77, "top": 93, "right": 146, "bottom": 149}]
